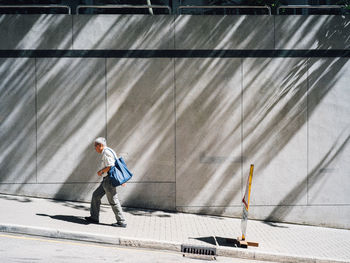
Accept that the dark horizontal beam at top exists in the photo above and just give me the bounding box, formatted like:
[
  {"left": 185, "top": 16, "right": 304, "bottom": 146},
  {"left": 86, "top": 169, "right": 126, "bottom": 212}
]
[{"left": 0, "top": 50, "right": 349, "bottom": 58}]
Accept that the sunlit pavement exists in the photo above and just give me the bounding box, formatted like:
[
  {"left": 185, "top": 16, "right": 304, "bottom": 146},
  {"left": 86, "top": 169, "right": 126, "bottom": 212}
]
[{"left": 0, "top": 194, "right": 349, "bottom": 263}]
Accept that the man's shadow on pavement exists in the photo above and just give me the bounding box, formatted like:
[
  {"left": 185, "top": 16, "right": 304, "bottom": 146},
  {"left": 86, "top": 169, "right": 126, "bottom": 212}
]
[{"left": 36, "top": 213, "right": 110, "bottom": 226}]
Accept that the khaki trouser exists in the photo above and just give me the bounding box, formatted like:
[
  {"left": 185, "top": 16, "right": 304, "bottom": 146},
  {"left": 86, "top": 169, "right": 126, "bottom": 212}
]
[{"left": 90, "top": 177, "right": 125, "bottom": 223}]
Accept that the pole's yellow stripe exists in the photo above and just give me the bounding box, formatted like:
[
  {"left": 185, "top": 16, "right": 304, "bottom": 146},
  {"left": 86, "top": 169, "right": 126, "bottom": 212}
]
[{"left": 247, "top": 164, "right": 254, "bottom": 210}]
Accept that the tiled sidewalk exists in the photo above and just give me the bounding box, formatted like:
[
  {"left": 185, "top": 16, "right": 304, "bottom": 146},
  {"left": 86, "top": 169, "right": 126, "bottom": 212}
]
[{"left": 0, "top": 194, "right": 349, "bottom": 263}]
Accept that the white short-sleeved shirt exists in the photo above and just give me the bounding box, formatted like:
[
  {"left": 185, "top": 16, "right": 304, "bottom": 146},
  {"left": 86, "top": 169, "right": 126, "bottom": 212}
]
[{"left": 101, "top": 147, "right": 118, "bottom": 177}]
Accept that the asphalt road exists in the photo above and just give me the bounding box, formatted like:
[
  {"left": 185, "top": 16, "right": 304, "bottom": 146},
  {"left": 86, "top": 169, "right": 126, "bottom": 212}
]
[{"left": 0, "top": 233, "right": 278, "bottom": 263}]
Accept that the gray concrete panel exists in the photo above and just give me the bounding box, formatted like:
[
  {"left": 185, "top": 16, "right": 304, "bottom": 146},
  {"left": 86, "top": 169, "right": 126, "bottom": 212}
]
[
  {"left": 0, "top": 15, "right": 72, "bottom": 50},
  {"left": 36, "top": 58, "right": 106, "bottom": 183},
  {"left": 0, "top": 182, "right": 175, "bottom": 211},
  {"left": 275, "top": 16, "right": 350, "bottom": 50},
  {"left": 53, "top": 182, "right": 176, "bottom": 211},
  {"left": 73, "top": 15, "right": 174, "bottom": 50},
  {"left": 0, "top": 58, "right": 36, "bottom": 183},
  {"left": 175, "top": 16, "right": 274, "bottom": 50},
  {"left": 250, "top": 205, "right": 350, "bottom": 229},
  {"left": 106, "top": 58, "right": 175, "bottom": 183},
  {"left": 176, "top": 206, "right": 241, "bottom": 218},
  {"left": 175, "top": 58, "right": 242, "bottom": 207},
  {"left": 308, "top": 58, "right": 350, "bottom": 205},
  {"left": 0, "top": 182, "right": 98, "bottom": 203},
  {"left": 120, "top": 183, "right": 175, "bottom": 210},
  {"left": 243, "top": 58, "right": 308, "bottom": 206}
]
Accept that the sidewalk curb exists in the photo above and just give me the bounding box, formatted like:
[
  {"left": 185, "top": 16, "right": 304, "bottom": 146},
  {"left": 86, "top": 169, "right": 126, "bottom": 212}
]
[
  {"left": 0, "top": 223, "right": 181, "bottom": 251},
  {"left": 0, "top": 223, "right": 348, "bottom": 263},
  {"left": 216, "top": 247, "right": 349, "bottom": 263}
]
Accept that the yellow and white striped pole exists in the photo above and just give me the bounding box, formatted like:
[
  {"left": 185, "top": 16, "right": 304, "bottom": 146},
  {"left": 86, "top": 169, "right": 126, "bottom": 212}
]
[{"left": 241, "top": 164, "right": 254, "bottom": 241}]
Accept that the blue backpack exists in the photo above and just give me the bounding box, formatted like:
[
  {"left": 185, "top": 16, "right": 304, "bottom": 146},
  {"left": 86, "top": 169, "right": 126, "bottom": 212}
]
[{"left": 106, "top": 148, "right": 133, "bottom": 187}]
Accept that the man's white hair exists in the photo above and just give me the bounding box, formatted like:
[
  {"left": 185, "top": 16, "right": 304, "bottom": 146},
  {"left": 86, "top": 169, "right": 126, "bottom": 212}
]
[{"left": 95, "top": 137, "right": 107, "bottom": 146}]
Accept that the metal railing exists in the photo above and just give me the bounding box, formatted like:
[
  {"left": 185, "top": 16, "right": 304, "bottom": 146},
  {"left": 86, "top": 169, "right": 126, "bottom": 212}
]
[
  {"left": 178, "top": 5, "right": 271, "bottom": 15},
  {"left": 277, "top": 5, "right": 346, "bottom": 15},
  {"left": 0, "top": 5, "right": 71, "bottom": 14},
  {"left": 1, "top": 4, "right": 346, "bottom": 16},
  {"left": 76, "top": 5, "right": 172, "bottom": 15}
]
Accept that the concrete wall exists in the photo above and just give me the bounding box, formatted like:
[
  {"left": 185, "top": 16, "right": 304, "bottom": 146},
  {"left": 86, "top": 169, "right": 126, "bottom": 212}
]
[{"left": 0, "top": 15, "right": 349, "bottom": 228}]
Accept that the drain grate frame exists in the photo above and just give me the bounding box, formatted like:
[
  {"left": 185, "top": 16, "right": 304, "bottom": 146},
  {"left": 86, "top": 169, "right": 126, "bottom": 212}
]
[{"left": 181, "top": 244, "right": 217, "bottom": 256}]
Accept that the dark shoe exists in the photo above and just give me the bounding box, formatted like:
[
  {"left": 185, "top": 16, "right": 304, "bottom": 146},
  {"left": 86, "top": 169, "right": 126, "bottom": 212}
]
[
  {"left": 84, "top": 216, "right": 99, "bottom": 224},
  {"left": 111, "top": 222, "right": 127, "bottom": 228}
]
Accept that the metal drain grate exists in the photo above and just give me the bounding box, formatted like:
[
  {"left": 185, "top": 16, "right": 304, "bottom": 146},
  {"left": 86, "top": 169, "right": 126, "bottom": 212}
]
[{"left": 181, "top": 244, "right": 216, "bottom": 256}]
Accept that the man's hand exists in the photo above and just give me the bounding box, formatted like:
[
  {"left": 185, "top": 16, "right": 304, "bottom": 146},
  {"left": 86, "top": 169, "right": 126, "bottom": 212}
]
[{"left": 97, "top": 167, "right": 111, "bottom": 177}]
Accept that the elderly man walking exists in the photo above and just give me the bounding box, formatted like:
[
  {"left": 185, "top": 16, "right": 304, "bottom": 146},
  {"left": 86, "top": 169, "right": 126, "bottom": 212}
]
[{"left": 85, "top": 137, "right": 127, "bottom": 228}]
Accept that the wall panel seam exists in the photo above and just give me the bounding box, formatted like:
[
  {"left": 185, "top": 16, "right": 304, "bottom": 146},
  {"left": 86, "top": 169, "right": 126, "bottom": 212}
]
[
  {"left": 34, "top": 57, "right": 38, "bottom": 184},
  {"left": 105, "top": 57, "right": 108, "bottom": 139},
  {"left": 306, "top": 58, "right": 310, "bottom": 206}
]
